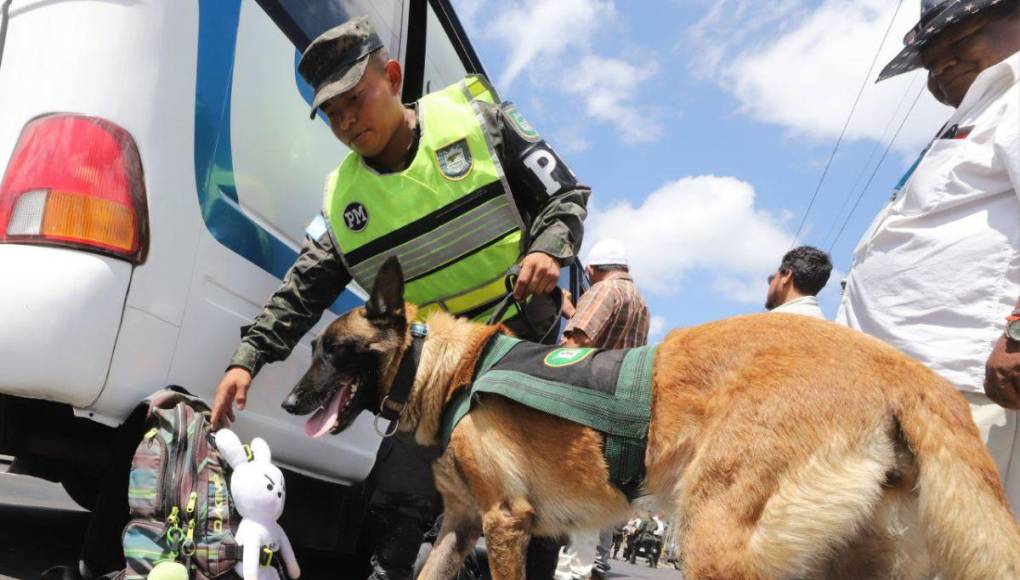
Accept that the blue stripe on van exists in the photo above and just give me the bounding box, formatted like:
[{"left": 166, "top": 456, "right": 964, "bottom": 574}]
[{"left": 194, "top": 0, "right": 359, "bottom": 315}]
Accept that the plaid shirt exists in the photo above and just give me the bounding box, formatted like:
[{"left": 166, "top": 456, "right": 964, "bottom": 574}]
[{"left": 564, "top": 272, "right": 650, "bottom": 349}]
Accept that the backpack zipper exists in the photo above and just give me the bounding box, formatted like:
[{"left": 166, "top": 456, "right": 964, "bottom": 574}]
[{"left": 162, "top": 405, "right": 187, "bottom": 515}]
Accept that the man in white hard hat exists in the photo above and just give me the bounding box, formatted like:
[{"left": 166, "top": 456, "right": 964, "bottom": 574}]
[
  {"left": 558, "top": 239, "right": 650, "bottom": 579},
  {"left": 562, "top": 239, "right": 650, "bottom": 349}
]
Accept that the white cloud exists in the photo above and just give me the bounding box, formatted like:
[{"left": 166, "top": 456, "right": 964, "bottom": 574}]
[
  {"left": 685, "top": 0, "right": 808, "bottom": 75},
  {"left": 584, "top": 175, "right": 793, "bottom": 302},
  {"left": 481, "top": 0, "right": 616, "bottom": 88},
  {"left": 454, "top": 0, "right": 662, "bottom": 145},
  {"left": 691, "top": 0, "right": 953, "bottom": 152},
  {"left": 564, "top": 56, "right": 662, "bottom": 144},
  {"left": 648, "top": 316, "right": 667, "bottom": 342}
]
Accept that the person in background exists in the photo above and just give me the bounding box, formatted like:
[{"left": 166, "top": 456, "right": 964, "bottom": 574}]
[
  {"left": 562, "top": 239, "right": 650, "bottom": 349},
  {"left": 765, "top": 246, "right": 832, "bottom": 320},
  {"left": 556, "top": 239, "right": 650, "bottom": 579},
  {"left": 836, "top": 0, "right": 1020, "bottom": 509},
  {"left": 610, "top": 525, "right": 625, "bottom": 560}
]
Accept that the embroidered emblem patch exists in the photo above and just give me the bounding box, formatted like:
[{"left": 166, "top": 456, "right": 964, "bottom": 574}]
[
  {"left": 436, "top": 139, "right": 473, "bottom": 180},
  {"left": 343, "top": 202, "right": 369, "bottom": 232},
  {"left": 543, "top": 347, "right": 595, "bottom": 368},
  {"left": 504, "top": 104, "right": 540, "bottom": 143}
]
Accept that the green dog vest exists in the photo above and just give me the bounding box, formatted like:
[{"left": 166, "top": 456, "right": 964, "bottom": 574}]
[{"left": 441, "top": 335, "right": 657, "bottom": 500}]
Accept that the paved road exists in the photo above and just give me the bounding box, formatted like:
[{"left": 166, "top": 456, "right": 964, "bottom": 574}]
[
  {"left": 0, "top": 464, "right": 681, "bottom": 580},
  {"left": 603, "top": 557, "right": 682, "bottom": 579},
  {"left": 0, "top": 469, "right": 89, "bottom": 580}
]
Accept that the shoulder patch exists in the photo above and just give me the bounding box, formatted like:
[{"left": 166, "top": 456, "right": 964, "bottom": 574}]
[
  {"left": 436, "top": 139, "right": 473, "bottom": 180},
  {"left": 503, "top": 103, "right": 541, "bottom": 143}
]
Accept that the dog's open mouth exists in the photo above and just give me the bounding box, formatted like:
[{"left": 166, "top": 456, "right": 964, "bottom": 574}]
[{"left": 303, "top": 378, "right": 360, "bottom": 438}]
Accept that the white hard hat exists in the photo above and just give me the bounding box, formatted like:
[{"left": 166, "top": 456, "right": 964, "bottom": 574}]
[{"left": 586, "top": 239, "right": 628, "bottom": 267}]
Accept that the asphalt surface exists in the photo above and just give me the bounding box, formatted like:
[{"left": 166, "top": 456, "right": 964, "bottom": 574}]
[
  {"left": 0, "top": 467, "right": 89, "bottom": 580},
  {"left": 0, "top": 459, "right": 681, "bottom": 579},
  {"left": 602, "top": 558, "right": 682, "bottom": 579}
]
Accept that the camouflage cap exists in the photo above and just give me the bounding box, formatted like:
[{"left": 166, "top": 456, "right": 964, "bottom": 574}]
[{"left": 298, "top": 16, "right": 384, "bottom": 119}]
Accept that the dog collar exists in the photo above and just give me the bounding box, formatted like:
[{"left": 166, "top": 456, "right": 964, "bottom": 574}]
[{"left": 378, "top": 325, "right": 427, "bottom": 425}]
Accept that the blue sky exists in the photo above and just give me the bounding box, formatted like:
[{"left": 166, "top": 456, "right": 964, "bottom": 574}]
[{"left": 451, "top": 0, "right": 954, "bottom": 339}]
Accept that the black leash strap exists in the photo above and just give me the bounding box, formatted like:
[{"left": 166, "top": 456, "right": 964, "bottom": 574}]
[
  {"left": 379, "top": 325, "right": 427, "bottom": 422},
  {"left": 486, "top": 266, "right": 562, "bottom": 345}
]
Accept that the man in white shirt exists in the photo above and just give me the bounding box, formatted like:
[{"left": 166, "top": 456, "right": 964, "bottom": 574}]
[
  {"left": 765, "top": 246, "right": 832, "bottom": 320},
  {"left": 837, "top": 0, "right": 1020, "bottom": 506}
]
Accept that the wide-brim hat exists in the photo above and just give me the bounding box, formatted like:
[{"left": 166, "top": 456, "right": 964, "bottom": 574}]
[
  {"left": 298, "top": 16, "right": 384, "bottom": 119},
  {"left": 877, "top": 0, "right": 1013, "bottom": 82}
]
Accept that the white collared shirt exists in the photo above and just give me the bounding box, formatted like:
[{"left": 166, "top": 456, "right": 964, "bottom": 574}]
[
  {"left": 836, "top": 53, "right": 1020, "bottom": 393},
  {"left": 771, "top": 295, "right": 827, "bottom": 320}
]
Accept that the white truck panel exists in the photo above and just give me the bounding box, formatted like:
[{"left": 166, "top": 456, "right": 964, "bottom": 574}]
[
  {"left": 169, "top": 228, "right": 379, "bottom": 484},
  {"left": 0, "top": 245, "right": 130, "bottom": 407},
  {"left": 90, "top": 305, "right": 180, "bottom": 419}
]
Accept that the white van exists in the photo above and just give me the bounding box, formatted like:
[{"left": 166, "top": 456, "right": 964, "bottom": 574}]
[{"left": 0, "top": 0, "right": 487, "bottom": 552}]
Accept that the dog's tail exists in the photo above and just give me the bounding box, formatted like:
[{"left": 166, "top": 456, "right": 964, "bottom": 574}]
[{"left": 896, "top": 377, "right": 1020, "bottom": 579}]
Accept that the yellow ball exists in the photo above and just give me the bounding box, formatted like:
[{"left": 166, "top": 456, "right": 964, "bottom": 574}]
[{"left": 148, "top": 561, "right": 188, "bottom": 580}]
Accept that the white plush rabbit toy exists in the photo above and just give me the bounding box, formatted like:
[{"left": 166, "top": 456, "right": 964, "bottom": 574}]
[{"left": 214, "top": 429, "right": 301, "bottom": 580}]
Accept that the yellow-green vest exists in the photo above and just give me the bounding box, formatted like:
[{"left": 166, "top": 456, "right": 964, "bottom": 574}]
[{"left": 324, "top": 76, "right": 524, "bottom": 322}]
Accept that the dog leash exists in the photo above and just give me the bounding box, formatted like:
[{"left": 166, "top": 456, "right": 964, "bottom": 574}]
[
  {"left": 374, "top": 322, "right": 427, "bottom": 438},
  {"left": 486, "top": 266, "right": 563, "bottom": 345}
]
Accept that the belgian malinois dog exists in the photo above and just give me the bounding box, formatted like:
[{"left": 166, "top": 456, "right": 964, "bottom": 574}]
[{"left": 283, "top": 258, "right": 1020, "bottom": 580}]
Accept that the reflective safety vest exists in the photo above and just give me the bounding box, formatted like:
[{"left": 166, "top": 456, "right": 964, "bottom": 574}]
[{"left": 324, "top": 76, "right": 525, "bottom": 322}]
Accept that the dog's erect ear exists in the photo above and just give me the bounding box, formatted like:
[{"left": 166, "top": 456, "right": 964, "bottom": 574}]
[{"left": 366, "top": 256, "right": 405, "bottom": 325}]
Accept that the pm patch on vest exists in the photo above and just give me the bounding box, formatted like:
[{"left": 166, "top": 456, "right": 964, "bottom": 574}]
[
  {"left": 436, "top": 139, "right": 473, "bottom": 180},
  {"left": 343, "top": 202, "right": 369, "bottom": 232}
]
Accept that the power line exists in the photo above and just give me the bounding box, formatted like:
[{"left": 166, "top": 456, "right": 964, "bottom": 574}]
[
  {"left": 828, "top": 80, "right": 927, "bottom": 252},
  {"left": 790, "top": 0, "right": 904, "bottom": 247},
  {"left": 820, "top": 72, "right": 920, "bottom": 249}
]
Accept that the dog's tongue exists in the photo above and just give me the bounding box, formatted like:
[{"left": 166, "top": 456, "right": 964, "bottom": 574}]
[{"left": 304, "top": 387, "right": 348, "bottom": 439}]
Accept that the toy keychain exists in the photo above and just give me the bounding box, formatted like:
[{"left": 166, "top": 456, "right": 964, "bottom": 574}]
[{"left": 215, "top": 429, "right": 301, "bottom": 580}]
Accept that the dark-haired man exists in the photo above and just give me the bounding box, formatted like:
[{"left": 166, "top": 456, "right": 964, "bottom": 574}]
[
  {"left": 765, "top": 246, "right": 832, "bottom": 320},
  {"left": 837, "top": 0, "right": 1019, "bottom": 507}
]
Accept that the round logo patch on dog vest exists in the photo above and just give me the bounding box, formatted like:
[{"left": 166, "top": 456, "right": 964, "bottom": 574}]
[{"left": 543, "top": 347, "right": 595, "bottom": 368}]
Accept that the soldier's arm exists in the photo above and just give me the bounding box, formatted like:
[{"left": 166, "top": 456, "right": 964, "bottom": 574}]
[
  {"left": 228, "top": 226, "right": 352, "bottom": 376},
  {"left": 479, "top": 100, "right": 590, "bottom": 264}
]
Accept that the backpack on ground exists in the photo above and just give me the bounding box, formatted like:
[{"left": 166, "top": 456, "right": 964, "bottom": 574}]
[{"left": 120, "top": 388, "right": 241, "bottom": 579}]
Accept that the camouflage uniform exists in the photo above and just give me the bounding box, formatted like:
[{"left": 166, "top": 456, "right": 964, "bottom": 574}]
[{"left": 228, "top": 20, "right": 588, "bottom": 580}]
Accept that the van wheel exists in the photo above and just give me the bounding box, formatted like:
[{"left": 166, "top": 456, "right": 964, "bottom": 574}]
[{"left": 61, "top": 476, "right": 100, "bottom": 511}]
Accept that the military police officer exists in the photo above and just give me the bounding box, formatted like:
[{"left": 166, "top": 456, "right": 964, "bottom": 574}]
[{"left": 211, "top": 17, "right": 589, "bottom": 580}]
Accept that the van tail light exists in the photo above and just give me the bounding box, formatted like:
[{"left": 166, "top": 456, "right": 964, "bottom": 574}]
[{"left": 0, "top": 114, "right": 148, "bottom": 263}]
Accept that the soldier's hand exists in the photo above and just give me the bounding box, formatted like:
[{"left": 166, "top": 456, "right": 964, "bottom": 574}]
[
  {"left": 212, "top": 367, "right": 253, "bottom": 429},
  {"left": 514, "top": 252, "right": 560, "bottom": 300}
]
